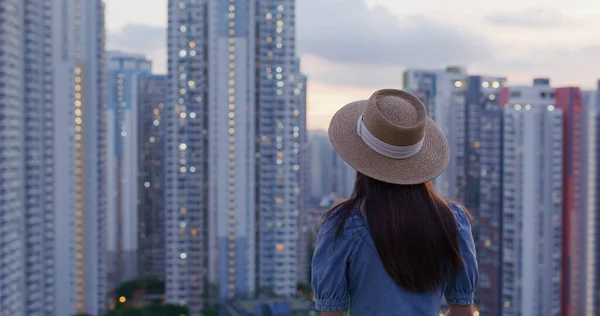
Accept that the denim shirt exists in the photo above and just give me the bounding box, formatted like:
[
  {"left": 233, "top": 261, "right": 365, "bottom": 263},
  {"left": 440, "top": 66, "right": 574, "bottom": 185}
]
[{"left": 311, "top": 203, "right": 478, "bottom": 315}]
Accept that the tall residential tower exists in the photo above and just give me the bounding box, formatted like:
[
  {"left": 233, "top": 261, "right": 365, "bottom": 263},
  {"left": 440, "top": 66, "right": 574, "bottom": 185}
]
[
  {"left": 166, "top": 0, "right": 306, "bottom": 313},
  {"left": 138, "top": 74, "right": 168, "bottom": 280},
  {"left": 106, "top": 52, "right": 152, "bottom": 289},
  {"left": 499, "top": 82, "right": 563, "bottom": 316},
  {"left": 0, "top": 0, "right": 108, "bottom": 315}
]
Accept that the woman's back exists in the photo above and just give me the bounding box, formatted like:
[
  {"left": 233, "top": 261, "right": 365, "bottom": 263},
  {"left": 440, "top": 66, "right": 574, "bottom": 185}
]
[
  {"left": 312, "top": 202, "right": 477, "bottom": 315},
  {"left": 313, "top": 89, "right": 478, "bottom": 315}
]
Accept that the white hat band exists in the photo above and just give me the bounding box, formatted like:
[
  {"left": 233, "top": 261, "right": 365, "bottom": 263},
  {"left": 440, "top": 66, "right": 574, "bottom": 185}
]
[{"left": 357, "top": 115, "right": 424, "bottom": 159}]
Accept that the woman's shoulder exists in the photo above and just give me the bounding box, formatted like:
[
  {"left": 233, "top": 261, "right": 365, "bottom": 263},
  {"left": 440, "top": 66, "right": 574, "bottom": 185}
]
[
  {"left": 320, "top": 205, "right": 368, "bottom": 239},
  {"left": 447, "top": 201, "right": 471, "bottom": 224}
]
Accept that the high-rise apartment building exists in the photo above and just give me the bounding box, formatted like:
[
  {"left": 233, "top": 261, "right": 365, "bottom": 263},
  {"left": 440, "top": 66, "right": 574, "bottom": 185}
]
[
  {"left": 306, "top": 131, "right": 354, "bottom": 202},
  {"left": 23, "top": 1, "right": 56, "bottom": 315},
  {"left": 499, "top": 82, "right": 563, "bottom": 316},
  {"left": 165, "top": 0, "right": 209, "bottom": 312},
  {"left": 467, "top": 76, "right": 505, "bottom": 316},
  {"left": 582, "top": 86, "right": 598, "bottom": 316},
  {"left": 307, "top": 131, "right": 335, "bottom": 199},
  {"left": 138, "top": 74, "right": 168, "bottom": 280},
  {"left": 166, "top": 0, "right": 306, "bottom": 313},
  {"left": 0, "top": 0, "right": 26, "bottom": 314},
  {"left": 255, "top": 0, "right": 303, "bottom": 298},
  {"left": 70, "top": 1, "right": 108, "bottom": 313},
  {"left": 0, "top": 0, "right": 107, "bottom": 315},
  {"left": 403, "top": 66, "right": 467, "bottom": 201},
  {"left": 552, "top": 85, "right": 587, "bottom": 316},
  {"left": 106, "top": 52, "right": 152, "bottom": 289},
  {"left": 590, "top": 80, "right": 600, "bottom": 315},
  {"left": 294, "top": 66, "right": 310, "bottom": 285}
]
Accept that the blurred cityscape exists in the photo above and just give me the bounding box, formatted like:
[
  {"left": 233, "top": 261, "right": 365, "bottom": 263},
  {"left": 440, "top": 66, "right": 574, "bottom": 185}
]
[{"left": 0, "top": 1, "right": 599, "bottom": 316}]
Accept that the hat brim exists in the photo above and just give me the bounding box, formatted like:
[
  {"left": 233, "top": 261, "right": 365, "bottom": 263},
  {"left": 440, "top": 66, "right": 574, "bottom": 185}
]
[{"left": 328, "top": 99, "right": 450, "bottom": 185}]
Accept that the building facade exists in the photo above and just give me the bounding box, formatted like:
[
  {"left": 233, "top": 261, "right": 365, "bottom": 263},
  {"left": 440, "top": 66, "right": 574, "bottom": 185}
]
[
  {"left": 138, "top": 74, "right": 168, "bottom": 280},
  {"left": 0, "top": 0, "right": 26, "bottom": 314},
  {"left": 23, "top": 1, "right": 56, "bottom": 315},
  {"left": 106, "top": 52, "right": 152, "bottom": 289},
  {"left": 165, "top": 0, "right": 210, "bottom": 312},
  {"left": 468, "top": 76, "right": 505, "bottom": 316},
  {"left": 307, "top": 131, "right": 334, "bottom": 200},
  {"left": 0, "top": 0, "right": 107, "bottom": 315},
  {"left": 591, "top": 81, "right": 600, "bottom": 315},
  {"left": 72, "top": 1, "right": 108, "bottom": 313},
  {"left": 166, "top": 0, "right": 306, "bottom": 313},
  {"left": 255, "top": 0, "right": 303, "bottom": 298},
  {"left": 582, "top": 87, "right": 598, "bottom": 316},
  {"left": 403, "top": 66, "right": 467, "bottom": 201},
  {"left": 555, "top": 86, "right": 588, "bottom": 316},
  {"left": 500, "top": 83, "right": 563, "bottom": 316}
]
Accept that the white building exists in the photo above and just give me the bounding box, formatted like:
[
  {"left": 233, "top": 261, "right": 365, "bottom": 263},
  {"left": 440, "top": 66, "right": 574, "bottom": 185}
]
[
  {"left": 106, "top": 52, "right": 152, "bottom": 289},
  {"left": 166, "top": 0, "right": 304, "bottom": 313},
  {"left": 0, "top": 1, "right": 107, "bottom": 315},
  {"left": 0, "top": 0, "right": 26, "bottom": 314},
  {"left": 501, "top": 84, "right": 563, "bottom": 316}
]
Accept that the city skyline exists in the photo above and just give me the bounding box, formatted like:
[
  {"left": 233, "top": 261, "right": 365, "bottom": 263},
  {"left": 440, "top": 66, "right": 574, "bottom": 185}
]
[
  {"left": 1, "top": 0, "right": 600, "bottom": 315},
  {"left": 105, "top": 0, "right": 600, "bottom": 130},
  {"left": 164, "top": 1, "right": 307, "bottom": 314}
]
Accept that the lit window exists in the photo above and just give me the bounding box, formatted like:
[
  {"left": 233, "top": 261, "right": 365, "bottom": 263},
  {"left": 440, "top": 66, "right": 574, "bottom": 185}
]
[
  {"left": 179, "top": 143, "right": 187, "bottom": 150},
  {"left": 266, "top": 13, "right": 272, "bottom": 19},
  {"left": 180, "top": 253, "right": 187, "bottom": 259},
  {"left": 276, "top": 244, "right": 284, "bottom": 252},
  {"left": 481, "top": 81, "right": 489, "bottom": 88},
  {"left": 179, "top": 50, "right": 187, "bottom": 57},
  {"left": 144, "top": 182, "right": 151, "bottom": 188},
  {"left": 189, "top": 112, "right": 196, "bottom": 118},
  {"left": 492, "top": 81, "right": 500, "bottom": 88}
]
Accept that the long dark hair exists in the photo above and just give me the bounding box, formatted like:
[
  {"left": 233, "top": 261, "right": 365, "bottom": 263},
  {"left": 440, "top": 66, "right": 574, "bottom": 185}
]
[{"left": 323, "top": 172, "right": 466, "bottom": 293}]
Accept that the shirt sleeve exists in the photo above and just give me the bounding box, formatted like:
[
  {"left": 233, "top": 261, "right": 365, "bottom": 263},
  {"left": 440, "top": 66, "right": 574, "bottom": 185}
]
[
  {"left": 311, "top": 217, "right": 355, "bottom": 311},
  {"left": 444, "top": 203, "right": 479, "bottom": 305}
]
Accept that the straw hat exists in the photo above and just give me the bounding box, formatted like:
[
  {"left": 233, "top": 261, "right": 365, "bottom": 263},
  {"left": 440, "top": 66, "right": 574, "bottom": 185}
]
[{"left": 328, "top": 89, "right": 449, "bottom": 185}]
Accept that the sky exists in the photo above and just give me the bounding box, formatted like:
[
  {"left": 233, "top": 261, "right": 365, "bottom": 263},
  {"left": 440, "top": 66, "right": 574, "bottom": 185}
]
[{"left": 105, "top": 0, "right": 600, "bottom": 130}]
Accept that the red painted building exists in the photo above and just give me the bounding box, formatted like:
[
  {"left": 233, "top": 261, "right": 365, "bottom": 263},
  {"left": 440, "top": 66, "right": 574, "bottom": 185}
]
[{"left": 555, "top": 87, "right": 584, "bottom": 316}]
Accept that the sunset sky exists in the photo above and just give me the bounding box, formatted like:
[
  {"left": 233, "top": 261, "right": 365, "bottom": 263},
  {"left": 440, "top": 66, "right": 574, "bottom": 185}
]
[{"left": 105, "top": 0, "right": 600, "bottom": 130}]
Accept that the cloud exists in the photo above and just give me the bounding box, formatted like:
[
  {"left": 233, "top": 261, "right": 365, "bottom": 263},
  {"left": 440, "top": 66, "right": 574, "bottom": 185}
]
[
  {"left": 485, "top": 7, "right": 576, "bottom": 28},
  {"left": 296, "top": 0, "right": 493, "bottom": 67},
  {"left": 107, "top": 24, "right": 167, "bottom": 73}
]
